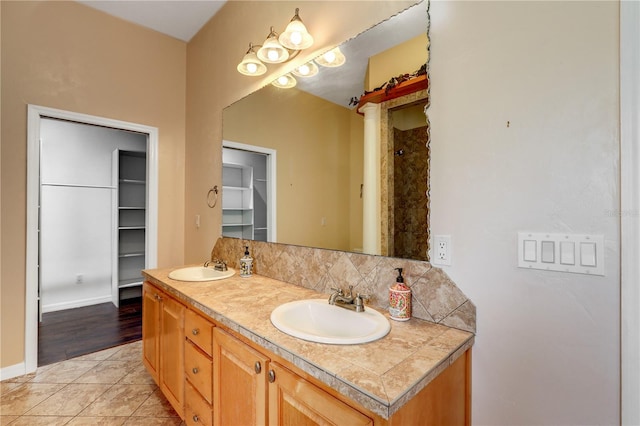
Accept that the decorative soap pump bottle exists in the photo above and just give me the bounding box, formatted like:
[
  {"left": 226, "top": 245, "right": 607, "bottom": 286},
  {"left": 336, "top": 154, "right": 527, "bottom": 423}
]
[
  {"left": 389, "top": 268, "right": 411, "bottom": 321},
  {"left": 240, "top": 246, "right": 253, "bottom": 278}
]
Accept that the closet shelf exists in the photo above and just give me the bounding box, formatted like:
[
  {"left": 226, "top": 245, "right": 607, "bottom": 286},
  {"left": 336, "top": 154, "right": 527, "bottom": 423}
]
[
  {"left": 119, "top": 251, "right": 145, "bottom": 258},
  {"left": 113, "top": 149, "right": 147, "bottom": 307},
  {"left": 118, "top": 279, "right": 143, "bottom": 289},
  {"left": 120, "top": 178, "right": 146, "bottom": 185}
]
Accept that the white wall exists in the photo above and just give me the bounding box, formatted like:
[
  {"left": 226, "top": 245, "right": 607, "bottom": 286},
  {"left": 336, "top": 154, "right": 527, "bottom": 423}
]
[
  {"left": 429, "top": 1, "right": 619, "bottom": 424},
  {"left": 40, "top": 118, "right": 146, "bottom": 312}
]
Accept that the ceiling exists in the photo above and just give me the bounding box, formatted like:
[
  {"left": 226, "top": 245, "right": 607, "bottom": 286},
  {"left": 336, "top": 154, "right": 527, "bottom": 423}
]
[
  {"left": 77, "top": 1, "right": 426, "bottom": 108},
  {"left": 77, "top": 0, "right": 227, "bottom": 42}
]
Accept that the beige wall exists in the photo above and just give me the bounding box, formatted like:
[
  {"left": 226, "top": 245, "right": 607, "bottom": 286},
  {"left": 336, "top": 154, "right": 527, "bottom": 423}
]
[
  {"left": 1, "top": 1, "right": 186, "bottom": 368},
  {"left": 184, "top": 0, "right": 417, "bottom": 262}
]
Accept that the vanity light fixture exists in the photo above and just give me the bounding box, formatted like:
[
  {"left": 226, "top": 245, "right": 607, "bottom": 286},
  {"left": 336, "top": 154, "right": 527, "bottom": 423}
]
[
  {"left": 271, "top": 73, "right": 297, "bottom": 89},
  {"left": 257, "top": 27, "right": 290, "bottom": 64},
  {"left": 291, "top": 61, "right": 319, "bottom": 78},
  {"left": 237, "top": 8, "right": 313, "bottom": 75},
  {"left": 237, "top": 43, "right": 268, "bottom": 76},
  {"left": 279, "top": 8, "right": 314, "bottom": 50},
  {"left": 315, "top": 47, "right": 346, "bottom": 68}
]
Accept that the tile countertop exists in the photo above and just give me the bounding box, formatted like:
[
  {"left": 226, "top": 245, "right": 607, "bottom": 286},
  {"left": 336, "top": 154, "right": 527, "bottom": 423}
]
[{"left": 142, "top": 267, "right": 474, "bottom": 420}]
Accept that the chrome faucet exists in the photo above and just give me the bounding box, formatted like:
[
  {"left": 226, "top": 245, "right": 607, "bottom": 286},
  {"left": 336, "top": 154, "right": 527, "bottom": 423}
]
[
  {"left": 205, "top": 258, "right": 228, "bottom": 271},
  {"left": 328, "top": 286, "right": 368, "bottom": 312}
]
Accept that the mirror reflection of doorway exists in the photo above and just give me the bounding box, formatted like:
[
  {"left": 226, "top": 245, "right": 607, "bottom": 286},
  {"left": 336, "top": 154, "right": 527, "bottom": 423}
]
[{"left": 222, "top": 142, "right": 276, "bottom": 243}]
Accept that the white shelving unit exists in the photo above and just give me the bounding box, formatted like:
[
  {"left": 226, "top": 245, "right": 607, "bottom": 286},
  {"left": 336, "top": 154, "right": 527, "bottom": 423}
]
[
  {"left": 112, "top": 149, "right": 146, "bottom": 307},
  {"left": 222, "top": 163, "right": 254, "bottom": 239}
]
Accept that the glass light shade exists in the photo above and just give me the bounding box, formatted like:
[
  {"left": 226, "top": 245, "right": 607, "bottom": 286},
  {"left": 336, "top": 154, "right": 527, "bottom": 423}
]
[
  {"left": 237, "top": 51, "right": 267, "bottom": 76},
  {"left": 279, "top": 19, "right": 313, "bottom": 50},
  {"left": 291, "top": 61, "right": 319, "bottom": 78},
  {"left": 257, "top": 33, "right": 289, "bottom": 64},
  {"left": 315, "top": 47, "right": 346, "bottom": 68},
  {"left": 271, "top": 73, "right": 297, "bottom": 89}
]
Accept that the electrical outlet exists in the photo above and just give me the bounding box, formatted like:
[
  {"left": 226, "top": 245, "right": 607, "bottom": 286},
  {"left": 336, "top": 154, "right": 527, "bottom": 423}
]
[
  {"left": 432, "top": 235, "right": 452, "bottom": 266},
  {"left": 76, "top": 274, "right": 83, "bottom": 285}
]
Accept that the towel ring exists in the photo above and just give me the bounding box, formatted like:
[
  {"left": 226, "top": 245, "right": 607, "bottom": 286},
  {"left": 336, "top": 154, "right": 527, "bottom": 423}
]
[{"left": 207, "top": 185, "right": 218, "bottom": 208}]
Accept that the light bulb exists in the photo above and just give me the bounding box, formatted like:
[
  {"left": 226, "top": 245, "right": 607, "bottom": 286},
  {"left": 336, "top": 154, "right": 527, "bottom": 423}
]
[
  {"left": 277, "top": 76, "right": 289, "bottom": 85},
  {"left": 246, "top": 63, "right": 258, "bottom": 74},
  {"left": 267, "top": 49, "right": 279, "bottom": 62},
  {"left": 323, "top": 51, "right": 336, "bottom": 64},
  {"left": 297, "top": 64, "right": 310, "bottom": 75},
  {"left": 289, "top": 31, "right": 303, "bottom": 46}
]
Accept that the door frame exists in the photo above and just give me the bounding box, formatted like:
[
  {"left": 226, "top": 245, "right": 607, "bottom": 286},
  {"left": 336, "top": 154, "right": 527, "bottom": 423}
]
[
  {"left": 25, "top": 105, "right": 159, "bottom": 373},
  {"left": 222, "top": 140, "right": 277, "bottom": 242},
  {"left": 621, "top": 1, "right": 640, "bottom": 424}
]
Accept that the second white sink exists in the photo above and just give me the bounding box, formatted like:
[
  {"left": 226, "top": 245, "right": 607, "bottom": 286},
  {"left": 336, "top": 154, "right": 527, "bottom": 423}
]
[
  {"left": 168, "top": 266, "right": 235, "bottom": 282},
  {"left": 270, "top": 299, "right": 390, "bottom": 345}
]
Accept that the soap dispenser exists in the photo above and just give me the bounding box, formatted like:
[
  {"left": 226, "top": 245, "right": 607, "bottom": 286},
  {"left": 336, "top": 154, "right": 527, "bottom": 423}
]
[
  {"left": 240, "top": 246, "right": 253, "bottom": 278},
  {"left": 389, "top": 268, "right": 411, "bottom": 321}
]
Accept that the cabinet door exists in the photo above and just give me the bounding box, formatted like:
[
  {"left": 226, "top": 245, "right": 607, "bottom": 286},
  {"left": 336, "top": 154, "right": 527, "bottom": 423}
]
[
  {"left": 213, "top": 328, "right": 269, "bottom": 426},
  {"left": 160, "top": 292, "right": 185, "bottom": 418},
  {"left": 142, "top": 282, "right": 160, "bottom": 383},
  {"left": 268, "top": 362, "right": 373, "bottom": 426}
]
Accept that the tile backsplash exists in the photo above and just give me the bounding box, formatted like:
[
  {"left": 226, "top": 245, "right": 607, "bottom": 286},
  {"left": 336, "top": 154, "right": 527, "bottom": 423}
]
[{"left": 212, "top": 237, "right": 475, "bottom": 334}]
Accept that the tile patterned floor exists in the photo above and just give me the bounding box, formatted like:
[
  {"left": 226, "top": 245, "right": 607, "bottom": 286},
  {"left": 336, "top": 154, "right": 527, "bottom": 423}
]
[{"left": 0, "top": 341, "right": 184, "bottom": 425}]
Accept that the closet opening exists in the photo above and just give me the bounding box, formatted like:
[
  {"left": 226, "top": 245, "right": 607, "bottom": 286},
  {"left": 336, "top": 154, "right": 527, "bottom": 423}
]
[{"left": 26, "top": 105, "right": 158, "bottom": 371}]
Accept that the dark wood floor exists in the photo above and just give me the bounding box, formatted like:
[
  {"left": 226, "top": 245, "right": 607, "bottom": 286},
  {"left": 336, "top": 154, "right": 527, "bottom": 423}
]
[{"left": 38, "top": 297, "right": 142, "bottom": 366}]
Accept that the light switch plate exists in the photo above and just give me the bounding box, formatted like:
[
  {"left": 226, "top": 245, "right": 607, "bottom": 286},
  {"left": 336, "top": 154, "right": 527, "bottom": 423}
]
[{"left": 518, "top": 232, "right": 604, "bottom": 276}]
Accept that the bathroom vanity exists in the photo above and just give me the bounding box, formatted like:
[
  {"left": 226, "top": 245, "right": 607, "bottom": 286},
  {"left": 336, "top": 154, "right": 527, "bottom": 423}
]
[{"left": 141, "top": 266, "right": 474, "bottom": 426}]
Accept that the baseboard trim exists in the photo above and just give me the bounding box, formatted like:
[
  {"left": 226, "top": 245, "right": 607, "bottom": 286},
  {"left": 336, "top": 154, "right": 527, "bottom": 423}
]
[
  {"left": 0, "top": 362, "right": 27, "bottom": 381},
  {"left": 42, "top": 295, "right": 112, "bottom": 314}
]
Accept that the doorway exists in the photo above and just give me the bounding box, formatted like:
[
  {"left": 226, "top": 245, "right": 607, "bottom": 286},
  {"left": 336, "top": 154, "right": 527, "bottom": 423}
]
[
  {"left": 39, "top": 118, "right": 147, "bottom": 313},
  {"left": 378, "top": 90, "right": 430, "bottom": 261},
  {"left": 26, "top": 105, "right": 158, "bottom": 373}
]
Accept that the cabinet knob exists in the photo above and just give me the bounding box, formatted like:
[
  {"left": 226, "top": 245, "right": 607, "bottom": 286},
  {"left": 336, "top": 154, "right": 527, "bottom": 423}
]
[
  {"left": 193, "top": 414, "right": 199, "bottom": 422},
  {"left": 268, "top": 369, "right": 276, "bottom": 383},
  {"left": 192, "top": 328, "right": 199, "bottom": 336},
  {"left": 192, "top": 367, "right": 199, "bottom": 374},
  {"left": 254, "top": 361, "right": 262, "bottom": 374}
]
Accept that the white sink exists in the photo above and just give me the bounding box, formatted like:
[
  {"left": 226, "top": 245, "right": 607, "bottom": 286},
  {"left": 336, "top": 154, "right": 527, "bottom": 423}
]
[
  {"left": 168, "top": 266, "right": 235, "bottom": 282},
  {"left": 270, "top": 299, "right": 390, "bottom": 345}
]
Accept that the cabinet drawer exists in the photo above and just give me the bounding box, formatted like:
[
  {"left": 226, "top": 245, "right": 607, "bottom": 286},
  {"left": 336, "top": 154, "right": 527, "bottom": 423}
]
[
  {"left": 185, "top": 309, "right": 214, "bottom": 356},
  {"left": 185, "top": 381, "right": 213, "bottom": 426},
  {"left": 185, "top": 339, "right": 213, "bottom": 403}
]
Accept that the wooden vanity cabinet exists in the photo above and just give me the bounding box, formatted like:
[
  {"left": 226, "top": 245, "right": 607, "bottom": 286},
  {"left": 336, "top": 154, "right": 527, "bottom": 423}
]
[
  {"left": 213, "top": 327, "right": 270, "bottom": 426},
  {"left": 268, "top": 362, "right": 373, "bottom": 426},
  {"left": 142, "top": 282, "right": 161, "bottom": 382},
  {"left": 142, "top": 282, "right": 185, "bottom": 417},
  {"left": 143, "top": 281, "right": 472, "bottom": 426},
  {"left": 184, "top": 309, "right": 215, "bottom": 426}
]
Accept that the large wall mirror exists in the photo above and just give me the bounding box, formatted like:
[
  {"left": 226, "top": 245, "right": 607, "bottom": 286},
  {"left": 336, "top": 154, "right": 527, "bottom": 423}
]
[{"left": 222, "top": 1, "right": 430, "bottom": 260}]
